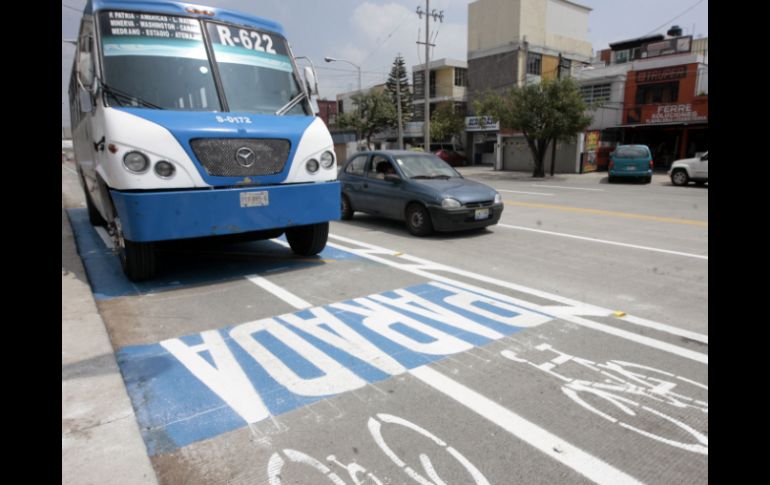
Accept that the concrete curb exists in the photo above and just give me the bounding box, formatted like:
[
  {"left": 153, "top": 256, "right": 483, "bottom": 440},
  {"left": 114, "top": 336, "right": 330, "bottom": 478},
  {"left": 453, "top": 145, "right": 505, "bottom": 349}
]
[{"left": 62, "top": 167, "right": 158, "bottom": 484}]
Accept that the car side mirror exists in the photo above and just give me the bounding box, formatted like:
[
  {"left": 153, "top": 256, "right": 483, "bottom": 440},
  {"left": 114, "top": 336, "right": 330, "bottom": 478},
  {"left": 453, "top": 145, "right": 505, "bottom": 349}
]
[{"left": 384, "top": 174, "right": 401, "bottom": 183}]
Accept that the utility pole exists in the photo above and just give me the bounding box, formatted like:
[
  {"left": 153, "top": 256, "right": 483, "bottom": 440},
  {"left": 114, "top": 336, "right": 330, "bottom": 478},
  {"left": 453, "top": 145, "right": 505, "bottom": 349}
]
[
  {"left": 396, "top": 82, "right": 404, "bottom": 149},
  {"left": 550, "top": 52, "right": 563, "bottom": 177},
  {"left": 416, "top": 3, "right": 443, "bottom": 151}
]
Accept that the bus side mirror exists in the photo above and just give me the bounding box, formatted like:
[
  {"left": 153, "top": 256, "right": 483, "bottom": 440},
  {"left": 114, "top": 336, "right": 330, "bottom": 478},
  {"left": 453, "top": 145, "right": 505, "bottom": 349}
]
[
  {"left": 304, "top": 66, "right": 319, "bottom": 96},
  {"left": 77, "top": 36, "right": 95, "bottom": 90}
]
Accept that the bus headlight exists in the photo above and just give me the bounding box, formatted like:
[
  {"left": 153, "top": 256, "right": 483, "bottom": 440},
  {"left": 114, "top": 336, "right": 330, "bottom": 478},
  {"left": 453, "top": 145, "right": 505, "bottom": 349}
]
[
  {"left": 123, "top": 151, "right": 149, "bottom": 173},
  {"left": 320, "top": 151, "right": 335, "bottom": 169},
  {"left": 306, "top": 158, "right": 319, "bottom": 174},
  {"left": 154, "top": 161, "right": 176, "bottom": 178}
]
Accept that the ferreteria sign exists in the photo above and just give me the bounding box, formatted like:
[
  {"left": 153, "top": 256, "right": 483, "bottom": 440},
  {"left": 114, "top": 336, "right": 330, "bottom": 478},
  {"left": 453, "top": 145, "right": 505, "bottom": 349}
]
[
  {"left": 647, "top": 103, "right": 707, "bottom": 124},
  {"left": 636, "top": 66, "right": 688, "bottom": 83}
]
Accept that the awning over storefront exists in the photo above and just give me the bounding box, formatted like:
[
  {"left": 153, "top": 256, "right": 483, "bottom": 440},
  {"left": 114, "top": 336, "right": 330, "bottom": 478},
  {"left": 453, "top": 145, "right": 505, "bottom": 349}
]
[{"left": 618, "top": 121, "right": 708, "bottom": 128}]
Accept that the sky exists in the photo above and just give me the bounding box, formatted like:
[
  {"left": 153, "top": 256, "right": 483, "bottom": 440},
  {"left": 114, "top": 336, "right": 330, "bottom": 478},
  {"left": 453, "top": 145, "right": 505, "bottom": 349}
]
[{"left": 61, "top": 0, "right": 708, "bottom": 129}]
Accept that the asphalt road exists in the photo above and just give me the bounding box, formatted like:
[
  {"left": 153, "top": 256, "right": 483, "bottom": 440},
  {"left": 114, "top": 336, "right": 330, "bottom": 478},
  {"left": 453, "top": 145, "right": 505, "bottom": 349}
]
[{"left": 62, "top": 161, "right": 707, "bottom": 485}]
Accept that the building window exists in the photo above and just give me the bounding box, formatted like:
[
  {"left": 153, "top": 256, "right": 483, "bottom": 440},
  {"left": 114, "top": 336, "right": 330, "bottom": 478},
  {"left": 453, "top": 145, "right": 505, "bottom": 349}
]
[
  {"left": 559, "top": 58, "right": 571, "bottom": 79},
  {"left": 429, "top": 71, "right": 436, "bottom": 97},
  {"left": 454, "top": 68, "right": 468, "bottom": 87},
  {"left": 614, "top": 49, "right": 629, "bottom": 64},
  {"left": 413, "top": 71, "right": 424, "bottom": 98},
  {"left": 635, "top": 81, "right": 680, "bottom": 105},
  {"left": 580, "top": 84, "right": 611, "bottom": 105},
  {"left": 527, "top": 53, "right": 542, "bottom": 75}
]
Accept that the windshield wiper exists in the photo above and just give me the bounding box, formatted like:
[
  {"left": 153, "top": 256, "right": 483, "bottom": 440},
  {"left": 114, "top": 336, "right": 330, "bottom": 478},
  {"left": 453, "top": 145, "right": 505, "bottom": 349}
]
[
  {"left": 102, "top": 83, "right": 163, "bottom": 110},
  {"left": 411, "top": 174, "right": 450, "bottom": 180},
  {"left": 275, "top": 92, "right": 306, "bottom": 116}
]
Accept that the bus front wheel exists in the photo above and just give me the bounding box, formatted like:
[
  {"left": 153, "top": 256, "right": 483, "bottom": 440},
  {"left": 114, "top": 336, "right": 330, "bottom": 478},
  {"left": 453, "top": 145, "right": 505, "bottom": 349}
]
[
  {"left": 112, "top": 216, "right": 156, "bottom": 281},
  {"left": 121, "top": 239, "right": 156, "bottom": 282},
  {"left": 286, "top": 222, "right": 328, "bottom": 256}
]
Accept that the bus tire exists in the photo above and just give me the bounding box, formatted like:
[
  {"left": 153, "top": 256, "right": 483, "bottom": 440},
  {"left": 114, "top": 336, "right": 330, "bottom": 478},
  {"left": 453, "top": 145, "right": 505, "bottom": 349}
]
[
  {"left": 286, "top": 222, "right": 328, "bottom": 256},
  {"left": 121, "top": 239, "right": 156, "bottom": 281},
  {"left": 79, "top": 172, "right": 106, "bottom": 226}
]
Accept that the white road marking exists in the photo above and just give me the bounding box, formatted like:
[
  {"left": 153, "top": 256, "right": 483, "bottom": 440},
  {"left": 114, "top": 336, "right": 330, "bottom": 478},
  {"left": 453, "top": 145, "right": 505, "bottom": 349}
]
[
  {"left": 327, "top": 234, "right": 708, "bottom": 364},
  {"left": 495, "top": 189, "right": 554, "bottom": 196},
  {"left": 94, "top": 226, "right": 115, "bottom": 249},
  {"left": 498, "top": 223, "right": 708, "bottom": 260},
  {"left": 532, "top": 184, "right": 604, "bottom": 192},
  {"left": 410, "top": 365, "right": 644, "bottom": 485},
  {"left": 246, "top": 275, "right": 312, "bottom": 309},
  {"left": 62, "top": 164, "right": 78, "bottom": 175}
]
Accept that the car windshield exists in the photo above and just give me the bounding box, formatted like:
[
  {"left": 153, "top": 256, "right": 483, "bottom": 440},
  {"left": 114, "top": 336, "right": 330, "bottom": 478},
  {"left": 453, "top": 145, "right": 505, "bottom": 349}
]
[
  {"left": 393, "top": 154, "right": 460, "bottom": 179},
  {"left": 615, "top": 146, "right": 649, "bottom": 158},
  {"left": 98, "top": 12, "right": 307, "bottom": 115}
]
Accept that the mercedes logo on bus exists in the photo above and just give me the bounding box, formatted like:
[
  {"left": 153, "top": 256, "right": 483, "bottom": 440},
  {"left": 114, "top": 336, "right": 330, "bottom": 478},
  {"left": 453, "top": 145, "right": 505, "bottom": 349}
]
[{"left": 236, "top": 147, "right": 256, "bottom": 168}]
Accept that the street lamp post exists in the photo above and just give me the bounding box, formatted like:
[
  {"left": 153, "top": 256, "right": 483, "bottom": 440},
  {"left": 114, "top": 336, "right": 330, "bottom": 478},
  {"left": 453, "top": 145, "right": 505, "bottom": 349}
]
[{"left": 324, "top": 56, "right": 362, "bottom": 93}]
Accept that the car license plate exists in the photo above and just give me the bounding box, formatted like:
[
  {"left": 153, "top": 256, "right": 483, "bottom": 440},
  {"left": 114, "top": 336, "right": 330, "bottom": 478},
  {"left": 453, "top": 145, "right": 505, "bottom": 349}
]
[
  {"left": 475, "top": 208, "right": 489, "bottom": 220},
  {"left": 626, "top": 166, "right": 636, "bottom": 170},
  {"left": 240, "top": 191, "right": 269, "bottom": 207}
]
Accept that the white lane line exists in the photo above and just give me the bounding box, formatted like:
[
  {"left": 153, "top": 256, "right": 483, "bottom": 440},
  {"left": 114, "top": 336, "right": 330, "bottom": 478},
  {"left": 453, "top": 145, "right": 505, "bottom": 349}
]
[
  {"left": 496, "top": 189, "right": 554, "bottom": 196},
  {"left": 410, "top": 366, "right": 644, "bottom": 485},
  {"left": 62, "top": 164, "right": 78, "bottom": 175},
  {"left": 498, "top": 223, "right": 708, "bottom": 260},
  {"left": 327, "top": 234, "right": 708, "bottom": 363},
  {"left": 620, "top": 314, "right": 708, "bottom": 344},
  {"left": 246, "top": 275, "right": 312, "bottom": 310},
  {"left": 532, "top": 184, "right": 604, "bottom": 192},
  {"left": 94, "top": 226, "right": 115, "bottom": 249}
]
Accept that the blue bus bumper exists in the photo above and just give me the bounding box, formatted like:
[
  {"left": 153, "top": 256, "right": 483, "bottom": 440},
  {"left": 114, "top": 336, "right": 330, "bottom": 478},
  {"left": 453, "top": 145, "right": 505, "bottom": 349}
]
[{"left": 110, "top": 182, "right": 340, "bottom": 242}]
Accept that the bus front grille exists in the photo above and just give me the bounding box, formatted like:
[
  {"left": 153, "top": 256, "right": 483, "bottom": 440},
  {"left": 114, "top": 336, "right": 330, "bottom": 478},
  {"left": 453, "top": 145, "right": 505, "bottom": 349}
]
[{"left": 190, "top": 138, "right": 291, "bottom": 177}]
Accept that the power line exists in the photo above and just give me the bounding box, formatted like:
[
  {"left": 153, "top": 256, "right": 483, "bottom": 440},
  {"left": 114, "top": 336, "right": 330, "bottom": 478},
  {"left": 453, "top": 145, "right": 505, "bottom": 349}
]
[
  {"left": 62, "top": 3, "right": 82, "bottom": 13},
  {"left": 641, "top": 0, "right": 706, "bottom": 37}
]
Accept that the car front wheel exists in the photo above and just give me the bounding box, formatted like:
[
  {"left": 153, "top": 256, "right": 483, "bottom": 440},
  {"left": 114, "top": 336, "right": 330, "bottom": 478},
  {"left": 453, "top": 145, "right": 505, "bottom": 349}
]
[
  {"left": 341, "top": 194, "right": 354, "bottom": 220},
  {"left": 406, "top": 203, "right": 434, "bottom": 237},
  {"left": 671, "top": 169, "right": 689, "bottom": 186}
]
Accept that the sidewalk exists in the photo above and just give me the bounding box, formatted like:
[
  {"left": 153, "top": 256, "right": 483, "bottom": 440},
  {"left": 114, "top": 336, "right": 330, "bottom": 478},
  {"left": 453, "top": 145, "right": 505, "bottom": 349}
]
[
  {"left": 455, "top": 164, "right": 610, "bottom": 183},
  {"left": 62, "top": 161, "right": 157, "bottom": 485}
]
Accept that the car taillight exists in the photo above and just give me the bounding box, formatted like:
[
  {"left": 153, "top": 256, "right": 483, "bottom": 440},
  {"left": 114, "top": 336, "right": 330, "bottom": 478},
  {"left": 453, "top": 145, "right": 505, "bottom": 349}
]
[{"left": 650, "top": 160, "right": 654, "bottom": 169}]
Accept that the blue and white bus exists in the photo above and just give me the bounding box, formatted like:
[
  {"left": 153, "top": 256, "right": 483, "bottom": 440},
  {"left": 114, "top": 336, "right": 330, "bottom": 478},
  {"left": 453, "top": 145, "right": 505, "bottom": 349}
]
[{"left": 68, "top": 0, "right": 339, "bottom": 281}]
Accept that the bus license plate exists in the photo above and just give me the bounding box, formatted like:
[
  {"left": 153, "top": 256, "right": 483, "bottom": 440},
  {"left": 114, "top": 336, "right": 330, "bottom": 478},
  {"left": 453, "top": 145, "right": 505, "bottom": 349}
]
[
  {"left": 240, "top": 191, "right": 269, "bottom": 207},
  {"left": 475, "top": 208, "right": 489, "bottom": 220}
]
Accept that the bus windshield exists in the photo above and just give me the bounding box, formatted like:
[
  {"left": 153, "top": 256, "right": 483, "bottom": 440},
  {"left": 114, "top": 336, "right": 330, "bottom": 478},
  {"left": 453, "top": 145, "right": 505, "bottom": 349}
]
[{"left": 97, "top": 11, "right": 306, "bottom": 115}]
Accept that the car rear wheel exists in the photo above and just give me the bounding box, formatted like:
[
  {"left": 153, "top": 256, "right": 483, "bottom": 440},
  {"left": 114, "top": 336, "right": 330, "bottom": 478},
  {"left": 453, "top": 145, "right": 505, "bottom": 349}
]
[
  {"left": 406, "top": 203, "right": 433, "bottom": 237},
  {"left": 341, "top": 194, "right": 354, "bottom": 220},
  {"left": 671, "top": 169, "right": 689, "bottom": 186}
]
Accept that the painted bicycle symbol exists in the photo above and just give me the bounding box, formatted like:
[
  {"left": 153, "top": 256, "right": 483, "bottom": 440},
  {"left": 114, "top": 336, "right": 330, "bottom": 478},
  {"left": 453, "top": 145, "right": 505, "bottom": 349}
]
[
  {"left": 501, "top": 343, "right": 708, "bottom": 454},
  {"left": 267, "top": 413, "right": 491, "bottom": 485}
]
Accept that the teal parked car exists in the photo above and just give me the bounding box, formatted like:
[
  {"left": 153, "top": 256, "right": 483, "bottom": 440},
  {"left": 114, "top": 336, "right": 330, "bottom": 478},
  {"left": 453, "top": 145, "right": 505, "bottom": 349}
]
[{"left": 608, "top": 145, "right": 653, "bottom": 184}]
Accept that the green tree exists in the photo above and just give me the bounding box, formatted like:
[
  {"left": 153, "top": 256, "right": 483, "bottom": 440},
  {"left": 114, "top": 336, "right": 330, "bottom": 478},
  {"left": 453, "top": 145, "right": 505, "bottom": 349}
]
[
  {"left": 385, "top": 55, "right": 413, "bottom": 122},
  {"left": 474, "top": 78, "right": 592, "bottom": 177},
  {"left": 430, "top": 102, "right": 466, "bottom": 148},
  {"left": 337, "top": 91, "right": 397, "bottom": 150}
]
